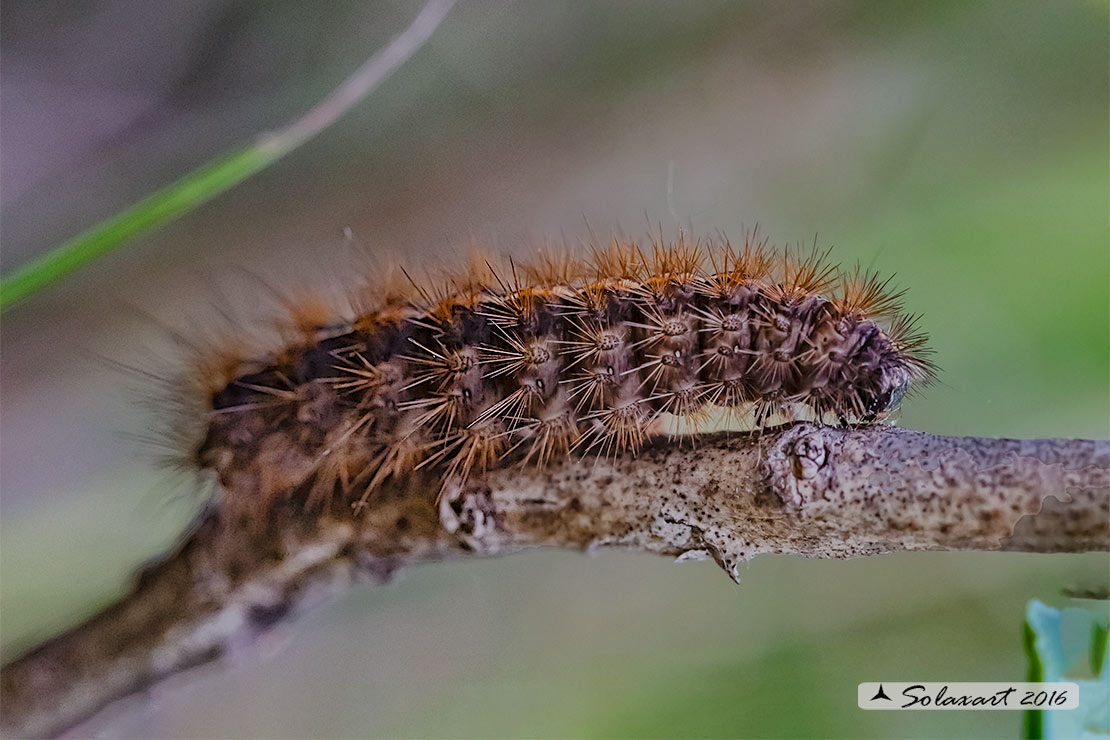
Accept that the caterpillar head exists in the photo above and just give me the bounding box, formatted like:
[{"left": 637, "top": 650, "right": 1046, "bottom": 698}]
[{"left": 868, "top": 363, "right": 913, "bottom": 417}]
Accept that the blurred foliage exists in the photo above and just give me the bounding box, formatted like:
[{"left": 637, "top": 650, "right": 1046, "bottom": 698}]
[{"left": 1024, "top": 599, "right": 1110, "bottom": 739}]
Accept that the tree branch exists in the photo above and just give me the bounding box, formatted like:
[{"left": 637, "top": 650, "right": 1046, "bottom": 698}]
[{"left": 2, "top": 423, "right": 1107, "bottom": 738}]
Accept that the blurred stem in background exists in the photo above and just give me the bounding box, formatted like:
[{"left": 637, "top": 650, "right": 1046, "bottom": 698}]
[{"left": 0, "top": 0, "right": 456, "bottom": 311}]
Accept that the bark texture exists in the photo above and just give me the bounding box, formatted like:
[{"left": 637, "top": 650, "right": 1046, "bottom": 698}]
[{"left": 2, "top": 423, "right": 1108, "bottom": 738}]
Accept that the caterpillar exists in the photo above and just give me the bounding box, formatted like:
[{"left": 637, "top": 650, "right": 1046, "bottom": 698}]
[{"left": 187, "top": 233, "right": 935, "bottom": 520}]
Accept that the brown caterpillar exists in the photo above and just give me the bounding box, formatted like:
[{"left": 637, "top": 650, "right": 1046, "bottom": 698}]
[{"left": 188, "top": 233, "right": 935, "bottom": 520}]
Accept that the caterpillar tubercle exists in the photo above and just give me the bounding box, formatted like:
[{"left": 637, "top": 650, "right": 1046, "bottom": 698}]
[{"left": 188, "top": 233, "right": 936, "bottom": 520}]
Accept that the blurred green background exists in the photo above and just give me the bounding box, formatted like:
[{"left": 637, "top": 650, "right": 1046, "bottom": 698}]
[{"left": 1, "top": 1, "right": 1107, "bottom": 738}]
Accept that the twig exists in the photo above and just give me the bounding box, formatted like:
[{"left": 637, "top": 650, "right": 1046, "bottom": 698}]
[{"left": 2, "top": 423, "right": 1107, "bottom": 737}]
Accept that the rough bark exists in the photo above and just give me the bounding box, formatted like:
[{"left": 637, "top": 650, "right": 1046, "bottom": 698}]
[{"left": 2, "top": 423, "right": 1108, "bottom": 738}]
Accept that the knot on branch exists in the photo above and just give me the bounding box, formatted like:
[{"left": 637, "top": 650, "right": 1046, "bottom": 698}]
[
  {"left": 764, "top": 423, "right": 837, "bottom": 509},
  {"left": 790, "top": 431, "right": 828, "bottom": 480}
]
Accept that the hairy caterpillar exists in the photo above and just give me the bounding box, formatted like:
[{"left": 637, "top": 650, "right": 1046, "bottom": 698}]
[{"left": 187, "top": 233, "right": 935, "bottom": 520}]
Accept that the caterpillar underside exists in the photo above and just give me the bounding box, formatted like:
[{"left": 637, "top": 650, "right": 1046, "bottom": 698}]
[{"left": 192, "top": 235, "right": 935, "bottom": 519}]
